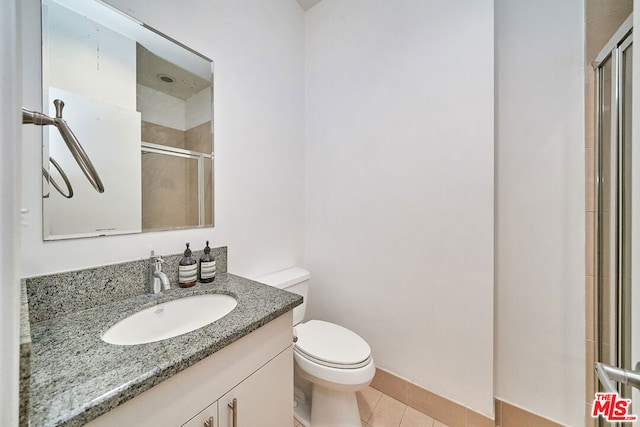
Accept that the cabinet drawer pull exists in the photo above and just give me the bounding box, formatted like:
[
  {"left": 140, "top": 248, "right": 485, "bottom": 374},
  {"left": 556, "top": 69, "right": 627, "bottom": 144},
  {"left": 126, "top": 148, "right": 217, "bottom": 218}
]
[
  {"left": 228, "top": 398, "right": 237, "bottom": 427},
  {"left": 204, "top": 416, "right": 214, "bottom": 427}
]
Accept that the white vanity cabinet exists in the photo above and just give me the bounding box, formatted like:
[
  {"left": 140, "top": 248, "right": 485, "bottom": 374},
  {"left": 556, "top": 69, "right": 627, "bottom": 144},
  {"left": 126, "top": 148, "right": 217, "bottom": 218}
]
[
  {"left": 86, "top": 312, "right": 293, "bottom": 427},
  {"left": 217, "top": 347, "right": 293, "bottom": 427},
  {"left": 184, "top": 348, "right": 293, "bottom": 427},
  {"left": 182, "top": 401, "right": 217, "bottom": 427}
]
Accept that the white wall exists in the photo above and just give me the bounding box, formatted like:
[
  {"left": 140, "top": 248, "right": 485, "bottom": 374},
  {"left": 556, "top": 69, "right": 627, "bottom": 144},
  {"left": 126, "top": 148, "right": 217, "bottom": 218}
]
[
  {"left": 494, "top": 1, "right": 585, "bottom": 425},
  {"left": 186, "top": 87, "right": 213, "bottom": 130},
  {"left": 21, "top": 0, "right": 306, "bottom": 277},
  {"left": 44, "top": 0, "right": 137, "bottom": 110},
  {"left": 137, "top": 84, "right": 187, "bottom": 130},
  {"left": 137, "top": 85, "right": 212, "bottom": 131},
  {"left": 42, "top": 2, "right": 142, "bottom": 238},
  {"left": 305, "top": 0, "right": 495, "bottom": 416},
  {"left": 1, "top": 0, "right": 21, "bottom": 424},
  {"left": 45, "top": 88, "right": 142, "bottom": 237}
]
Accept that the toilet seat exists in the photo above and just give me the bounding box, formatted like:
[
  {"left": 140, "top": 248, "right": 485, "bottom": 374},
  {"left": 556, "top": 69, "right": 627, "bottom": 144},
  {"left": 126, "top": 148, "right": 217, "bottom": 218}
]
[{"left": 294, "top": 320, "right": 372, "bottom": 369}]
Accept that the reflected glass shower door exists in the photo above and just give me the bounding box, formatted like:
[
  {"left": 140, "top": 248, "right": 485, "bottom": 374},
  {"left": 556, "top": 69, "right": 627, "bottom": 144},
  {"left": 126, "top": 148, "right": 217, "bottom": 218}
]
[
  {"left": 141, "top": 143, "right": 213, "bottom": 231},
  {"left": 595, "top": 16, "right": 636, "bottom": 420}
]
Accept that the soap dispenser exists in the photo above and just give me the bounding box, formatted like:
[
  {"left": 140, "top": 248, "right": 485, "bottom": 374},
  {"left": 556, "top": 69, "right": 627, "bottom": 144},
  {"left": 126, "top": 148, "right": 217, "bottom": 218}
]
[
  {"left": 178, "top": 243, "right": 197, "bottom": 288},
  {"left": 199, "top": 241, "right": 216, "bottom": 283}
]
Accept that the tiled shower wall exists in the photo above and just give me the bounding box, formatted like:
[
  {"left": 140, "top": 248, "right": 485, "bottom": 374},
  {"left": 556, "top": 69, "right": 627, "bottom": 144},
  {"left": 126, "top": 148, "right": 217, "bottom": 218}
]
[{"left": 584, "top": 1, "right": 633, "bottom": 426}]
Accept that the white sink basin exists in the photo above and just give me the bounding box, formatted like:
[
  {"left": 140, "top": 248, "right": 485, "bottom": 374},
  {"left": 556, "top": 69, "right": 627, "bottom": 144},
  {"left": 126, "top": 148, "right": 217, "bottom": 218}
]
[{"left": 101, "top": 294, "right": 238, "bottom": 345}]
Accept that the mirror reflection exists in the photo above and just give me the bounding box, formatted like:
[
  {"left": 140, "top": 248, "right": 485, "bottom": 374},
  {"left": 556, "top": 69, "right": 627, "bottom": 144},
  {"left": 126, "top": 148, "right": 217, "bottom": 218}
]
[{"left": 42, "top": 0, "right": 214, "bottom": 240}]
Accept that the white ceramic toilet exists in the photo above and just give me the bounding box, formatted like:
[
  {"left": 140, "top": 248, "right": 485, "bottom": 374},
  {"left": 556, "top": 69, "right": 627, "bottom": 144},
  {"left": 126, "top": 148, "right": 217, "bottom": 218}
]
[{"left": 256, "top": 267, "right": 375, "bottom": 427}]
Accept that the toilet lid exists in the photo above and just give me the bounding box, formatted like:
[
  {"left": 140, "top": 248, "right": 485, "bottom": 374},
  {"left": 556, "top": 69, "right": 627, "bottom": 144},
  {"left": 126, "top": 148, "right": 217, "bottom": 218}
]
[{"left": 294, "top": 320, "right": 371, "bottom": 368}]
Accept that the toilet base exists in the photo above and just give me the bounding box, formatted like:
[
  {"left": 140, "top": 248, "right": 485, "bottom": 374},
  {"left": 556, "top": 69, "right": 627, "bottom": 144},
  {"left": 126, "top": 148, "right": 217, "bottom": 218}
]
[
  {"left": 308, "top": 383, "right": 361, "bottom": 427},
  {"left": 294, "top": 398, "right": 311, "bottom": 427}
]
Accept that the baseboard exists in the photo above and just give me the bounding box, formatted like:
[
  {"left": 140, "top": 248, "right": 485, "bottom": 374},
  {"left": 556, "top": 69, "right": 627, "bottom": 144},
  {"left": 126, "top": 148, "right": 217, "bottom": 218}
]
[
  {"left": 370, "top": 368, "right": 493, "bottom": 427},
  {"left": 494, "top": 399, "right": 565, "bottom": 427}
]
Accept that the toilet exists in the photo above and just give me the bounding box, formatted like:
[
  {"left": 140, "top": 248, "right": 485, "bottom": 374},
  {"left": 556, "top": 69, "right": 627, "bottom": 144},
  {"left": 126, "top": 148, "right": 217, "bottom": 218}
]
[{"left": 255, "top": 267, "right": 375, "bottom": 427}]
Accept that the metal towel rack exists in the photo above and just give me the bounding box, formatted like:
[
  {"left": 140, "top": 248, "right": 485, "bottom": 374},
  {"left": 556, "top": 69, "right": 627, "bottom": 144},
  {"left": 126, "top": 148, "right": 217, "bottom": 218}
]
[
  {"left": 42, "top": 157, "right": 73, "bottom": 199},
  {"left": 595, "top": 362, "right": 640, "bottom": 393},
  {"left": 23, "top": 99, "right": 104, "bottom": 194}
]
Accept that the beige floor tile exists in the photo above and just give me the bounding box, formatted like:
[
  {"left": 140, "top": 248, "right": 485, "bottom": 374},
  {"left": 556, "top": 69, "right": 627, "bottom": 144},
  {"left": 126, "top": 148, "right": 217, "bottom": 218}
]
[
  {"left": 298, "top": 386, "right": 446, "bottom": 427},
  {"left": 358, "top": 386, "right": 384, "bottom": 422},
  {"left": 400, "top": 406, "right": 435, "bottom": 427},
  {"left": 368, "top": 394, "right": 407, "bottom": 427},
  {"left": 356, "top": 387, "right": 383, "bottom": 421}
]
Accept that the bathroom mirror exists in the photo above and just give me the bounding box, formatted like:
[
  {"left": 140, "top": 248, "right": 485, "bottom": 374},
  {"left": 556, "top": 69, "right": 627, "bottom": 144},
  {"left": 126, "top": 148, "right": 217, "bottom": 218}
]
[{"left": 41, "top": 0, "right": 214, "bottom": 240}]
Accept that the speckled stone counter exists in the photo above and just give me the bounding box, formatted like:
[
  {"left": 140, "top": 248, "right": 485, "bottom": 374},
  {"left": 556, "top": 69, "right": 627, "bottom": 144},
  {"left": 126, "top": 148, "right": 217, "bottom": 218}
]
[
  {"left": 26, "top": 262, "right": 301, "bottom": 426},
  {"left": 27, "top": 246, "right": 228, "bottom": 324},
  {"left": 20, "top": 279, "right": 31, "bottom": 427}
]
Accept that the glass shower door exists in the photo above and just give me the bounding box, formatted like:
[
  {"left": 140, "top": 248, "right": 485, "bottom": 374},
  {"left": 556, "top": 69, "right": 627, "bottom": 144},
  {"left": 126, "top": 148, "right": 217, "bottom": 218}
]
[
  {"left": 141, "top": 143, "right": 213, "bottom": 231},
  {"left": 594, "top": 16, "right": 637, "bottom": 422},
  {"left": 627, "top": 38, "right": 640, "bottom": 416}
]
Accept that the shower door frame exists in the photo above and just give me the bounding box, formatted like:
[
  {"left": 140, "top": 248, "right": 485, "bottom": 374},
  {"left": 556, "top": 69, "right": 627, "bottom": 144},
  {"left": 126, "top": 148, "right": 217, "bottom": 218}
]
[
  {"left": 594, "top": 14, "right": 633, "bottom": 420},
  {"left": 141, "top": 141, "right": 213, "bottom": 228}
]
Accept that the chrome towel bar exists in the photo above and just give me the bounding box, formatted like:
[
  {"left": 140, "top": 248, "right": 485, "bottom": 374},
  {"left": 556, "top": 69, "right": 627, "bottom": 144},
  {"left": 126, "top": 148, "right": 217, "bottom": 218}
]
[
  {"left": 23, "top": 99, "right": 104, "bottom": 193},
  {"left": 595, "top": 362, "right": 640, "bottom": 393}
]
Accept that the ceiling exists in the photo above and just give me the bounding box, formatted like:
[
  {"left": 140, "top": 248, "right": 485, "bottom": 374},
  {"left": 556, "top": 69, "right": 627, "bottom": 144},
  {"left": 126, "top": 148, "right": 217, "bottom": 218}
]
[
  {"left": 296, "top": 0, "right": 323, "bottom": 11},
  {"left": 136, "top": 44, "right": 211, "bottom": 101}
]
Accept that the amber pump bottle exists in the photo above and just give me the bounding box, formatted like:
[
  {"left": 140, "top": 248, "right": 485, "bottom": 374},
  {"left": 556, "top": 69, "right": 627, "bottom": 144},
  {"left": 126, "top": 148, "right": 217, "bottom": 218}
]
[
  {"left": 199, "top": 241, "right": 216, "bottom": 283},
  {"left": 178, "top": 243, "right": 197, "bottom": 288}
]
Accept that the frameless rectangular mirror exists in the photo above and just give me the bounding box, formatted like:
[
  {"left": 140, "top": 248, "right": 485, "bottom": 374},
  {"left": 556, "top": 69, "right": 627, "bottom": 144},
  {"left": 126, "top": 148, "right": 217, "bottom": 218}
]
[{"left": 41, "top": 0, "right": 214, "bottom": 240}]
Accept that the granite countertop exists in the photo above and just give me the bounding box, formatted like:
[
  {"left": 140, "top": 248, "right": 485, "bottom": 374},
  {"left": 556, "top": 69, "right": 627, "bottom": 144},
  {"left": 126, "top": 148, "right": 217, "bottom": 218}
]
[
  {"left": 20, "top": 280, "right": 31, "bottom": 427},
  {"left": 28, "top": 273, "right": 302, "bottom": 427}
]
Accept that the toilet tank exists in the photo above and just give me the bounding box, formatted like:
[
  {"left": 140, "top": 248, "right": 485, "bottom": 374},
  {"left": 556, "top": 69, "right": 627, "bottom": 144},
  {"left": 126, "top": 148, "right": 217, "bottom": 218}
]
[{"left": 255, "top": 267, "right": 309, "bottom": 325}]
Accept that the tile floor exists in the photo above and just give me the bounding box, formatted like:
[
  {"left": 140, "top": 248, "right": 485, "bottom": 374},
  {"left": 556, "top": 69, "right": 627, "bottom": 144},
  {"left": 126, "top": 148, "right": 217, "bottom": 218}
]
[{"left": 293, "top": 386, "right": 451, "bottom": 427}]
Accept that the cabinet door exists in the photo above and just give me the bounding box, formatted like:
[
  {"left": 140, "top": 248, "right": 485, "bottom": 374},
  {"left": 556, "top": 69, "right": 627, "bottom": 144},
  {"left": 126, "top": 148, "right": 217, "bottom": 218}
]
[
  {"left": 218, "top": 347, "right": 293, "bottom": 427},
  {"left": 182, "top": 401, "right": 218, "bottom": 427}
]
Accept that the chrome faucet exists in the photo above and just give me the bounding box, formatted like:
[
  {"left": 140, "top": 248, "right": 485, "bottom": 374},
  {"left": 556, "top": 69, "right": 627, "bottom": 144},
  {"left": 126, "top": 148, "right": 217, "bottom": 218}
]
[{"left": 149, "top": 252, "right": 170, "bottom": 294}]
